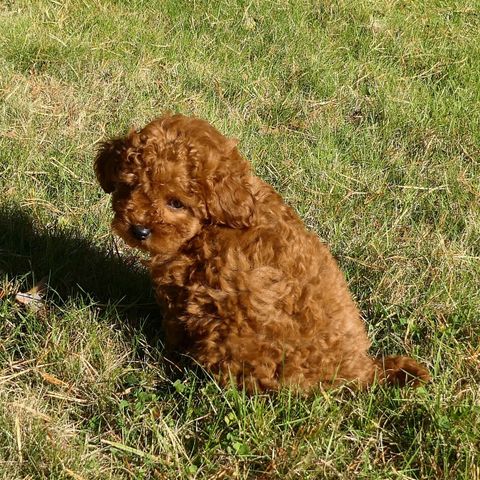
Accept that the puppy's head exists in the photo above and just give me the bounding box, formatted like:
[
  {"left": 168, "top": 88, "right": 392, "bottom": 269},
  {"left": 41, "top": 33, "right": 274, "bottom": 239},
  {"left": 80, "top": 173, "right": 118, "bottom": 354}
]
[{"left": 95, "top": 114, "right": 256, "bottom": 260}]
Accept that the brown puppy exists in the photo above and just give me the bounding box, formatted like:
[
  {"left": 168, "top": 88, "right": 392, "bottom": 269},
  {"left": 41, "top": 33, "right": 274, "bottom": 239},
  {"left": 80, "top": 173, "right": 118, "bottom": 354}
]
[{"left": 95, "top": 114, "right": 430, "bottom": 392}]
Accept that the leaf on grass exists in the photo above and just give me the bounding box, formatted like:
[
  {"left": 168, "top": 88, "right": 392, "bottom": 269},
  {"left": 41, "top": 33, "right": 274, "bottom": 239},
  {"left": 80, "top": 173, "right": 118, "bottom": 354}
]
[
  {"left": 15, "top": 277, "right": 48, "bottom": 312},
  {"left": 233, "top": 441, "right": 250, "bottom": 456},
  {"left": 15, "top": 291, "right": 43, "bottom": 306},
  {"left": 37, "top": 370, "right": 70, "bottom": 389},
  {"left": 63, "top": 467, "right": 87, "bottom": 480},
  {"left": 24, "top": 277, "right": 48, "bottom": 296},
  {"left": 173, "top": 379, "right": 187, "bottom": 393}
]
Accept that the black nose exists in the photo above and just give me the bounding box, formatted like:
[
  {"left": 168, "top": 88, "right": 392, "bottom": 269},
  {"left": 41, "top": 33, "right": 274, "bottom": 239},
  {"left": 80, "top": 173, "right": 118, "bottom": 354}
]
[{"left": 130, "top": 224, "right": 151, "bottom": 240}]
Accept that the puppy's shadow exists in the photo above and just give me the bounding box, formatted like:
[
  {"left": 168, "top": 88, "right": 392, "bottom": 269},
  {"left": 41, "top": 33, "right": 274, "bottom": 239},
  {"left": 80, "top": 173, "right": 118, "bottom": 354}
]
[
  {"left": 0, "top": 203, "right": 162, "bottom": 341},
  {"left": 0, "top": 204, "right": 219, "bottom": 392}
]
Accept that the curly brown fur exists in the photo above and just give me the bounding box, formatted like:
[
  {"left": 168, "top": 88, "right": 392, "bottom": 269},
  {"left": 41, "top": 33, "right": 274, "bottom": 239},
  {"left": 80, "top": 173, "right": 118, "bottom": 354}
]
[{"left": 95, "top": 114, "right": 430, "bottom": 392}]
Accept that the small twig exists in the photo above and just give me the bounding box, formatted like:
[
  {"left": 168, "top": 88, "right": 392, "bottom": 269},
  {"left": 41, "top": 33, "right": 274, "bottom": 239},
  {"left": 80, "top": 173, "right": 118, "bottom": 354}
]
[
  {"left": 391, "top": 184, "right": 448, "bottom": 192},
  {"left": 45, "top": 392, "right": 88, "bottom": 404},
  {"left": 15, "top": 415, "right": 22, "bottom": 463}
]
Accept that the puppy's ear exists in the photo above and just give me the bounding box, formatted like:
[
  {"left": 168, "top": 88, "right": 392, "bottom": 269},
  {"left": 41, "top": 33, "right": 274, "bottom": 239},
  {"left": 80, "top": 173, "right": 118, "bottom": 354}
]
[
  {"left": 94, "top": 137, "right": 127, "bottom": 193},
  {"left": 208, "top": 175, "right": 255, "bottom": 228},
  {"left": 207, "top": 145, "right": 256, "bottom": 227}
]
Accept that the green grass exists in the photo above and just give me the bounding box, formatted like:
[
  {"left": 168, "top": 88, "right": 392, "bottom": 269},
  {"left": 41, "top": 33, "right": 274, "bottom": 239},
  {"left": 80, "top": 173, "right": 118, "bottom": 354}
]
[{"left": 1, "top": 0, "right": 479, "bottom": 478}]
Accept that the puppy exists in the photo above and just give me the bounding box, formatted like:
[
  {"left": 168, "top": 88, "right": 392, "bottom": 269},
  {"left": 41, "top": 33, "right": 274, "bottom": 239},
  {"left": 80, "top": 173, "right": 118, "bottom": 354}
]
[{"left": 95, "top": 114, "right": 429, "bottom": 392}]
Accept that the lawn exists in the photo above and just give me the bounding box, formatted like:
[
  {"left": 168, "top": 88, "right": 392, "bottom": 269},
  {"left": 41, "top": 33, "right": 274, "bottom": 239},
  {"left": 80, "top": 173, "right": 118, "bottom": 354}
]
[{"left": 0, "top": 0, "right": 479, "bottom": 478}]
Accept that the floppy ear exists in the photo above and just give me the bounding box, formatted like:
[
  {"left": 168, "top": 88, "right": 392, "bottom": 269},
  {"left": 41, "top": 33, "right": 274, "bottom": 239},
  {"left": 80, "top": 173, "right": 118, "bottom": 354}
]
[
  {"left": 207, "top": 166, "right": 256, "bottom": 228},
  {"left": 94, "top": 138, "right": 125, "bottom": 193},
  {"left": 206, "top": 139, "right": 255, "bottom": 228},
  {"left": 95, "top": 131, "right": 144, "bottom": 193},
  {"left": 202, "top": 139, "right": 257, "bottom": 228}
]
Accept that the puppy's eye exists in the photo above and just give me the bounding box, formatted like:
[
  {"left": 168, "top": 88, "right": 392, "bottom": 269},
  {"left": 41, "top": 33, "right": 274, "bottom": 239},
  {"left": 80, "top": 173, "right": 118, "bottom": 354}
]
[{"left": 167, "top": 198, "right": 184, "bottom": 209}]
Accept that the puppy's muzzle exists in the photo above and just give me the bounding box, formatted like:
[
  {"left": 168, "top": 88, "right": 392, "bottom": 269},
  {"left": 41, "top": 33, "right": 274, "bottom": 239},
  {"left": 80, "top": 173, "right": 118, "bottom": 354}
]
[{"left": 130, "top": 224, "right": 151, "bottom": 240}]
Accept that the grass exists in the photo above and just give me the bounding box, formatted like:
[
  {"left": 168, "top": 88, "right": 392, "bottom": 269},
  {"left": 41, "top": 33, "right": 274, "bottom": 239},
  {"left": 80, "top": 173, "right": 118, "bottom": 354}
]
[{"left": 0, "top": 0, "right": 479, "bottom": 478}]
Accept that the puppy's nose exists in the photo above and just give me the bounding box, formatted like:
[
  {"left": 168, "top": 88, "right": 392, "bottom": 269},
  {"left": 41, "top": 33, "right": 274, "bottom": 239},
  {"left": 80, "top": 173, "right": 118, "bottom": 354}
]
[{"left": 130, "top": 224, "right": 151, "bottom": 240}]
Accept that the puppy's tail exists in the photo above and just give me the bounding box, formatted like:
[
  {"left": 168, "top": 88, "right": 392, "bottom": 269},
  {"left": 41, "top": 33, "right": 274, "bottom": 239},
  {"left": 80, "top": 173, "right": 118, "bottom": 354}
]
[{"left": 374, "top": 355, "right": 430, "bottom": 387}]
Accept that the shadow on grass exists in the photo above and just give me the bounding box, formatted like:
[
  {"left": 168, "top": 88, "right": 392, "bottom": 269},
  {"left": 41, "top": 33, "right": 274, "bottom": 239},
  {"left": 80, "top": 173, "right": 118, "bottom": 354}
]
[
  {"left": 0, "top": 202, "right": 230, "bottom": 392},
  {"left": 0, "top": 202, "right": 161, "bottom": 337}
]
